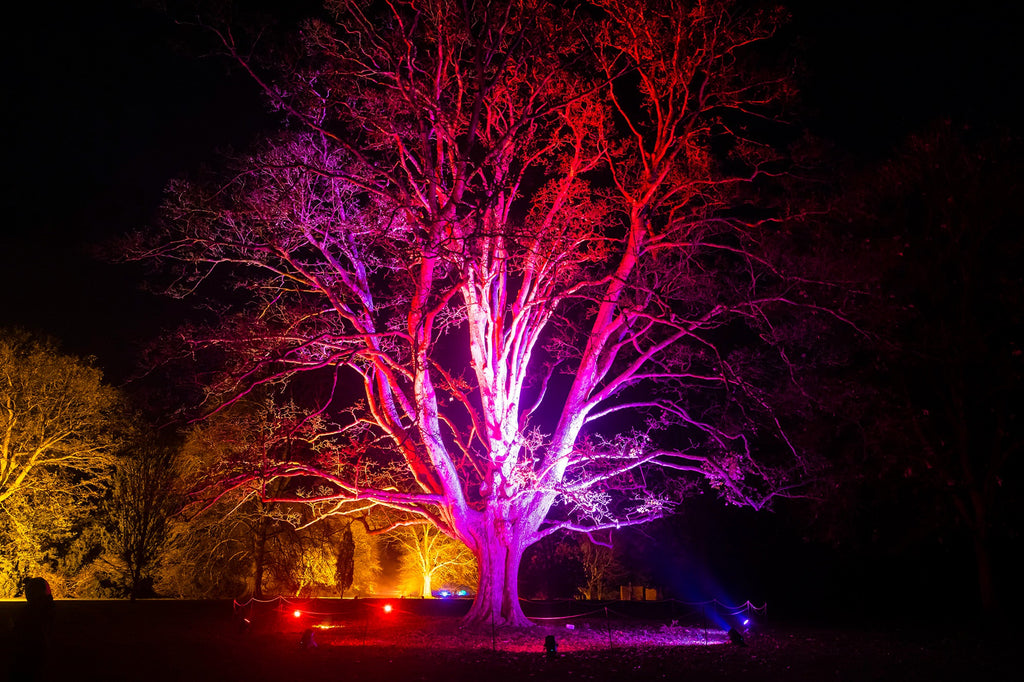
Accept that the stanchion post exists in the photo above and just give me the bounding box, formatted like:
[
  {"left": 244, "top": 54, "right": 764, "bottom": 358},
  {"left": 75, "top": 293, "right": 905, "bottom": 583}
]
[
  {"left": 361, "top": 602, "right": 370, "bottom": 649},
  {"left": 702, "top": 606, "right": 708, "bottom": 646}
]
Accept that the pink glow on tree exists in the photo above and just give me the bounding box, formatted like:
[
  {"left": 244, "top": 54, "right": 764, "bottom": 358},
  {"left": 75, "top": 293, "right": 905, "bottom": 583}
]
[{"left": 135, "top": 0, "right": 837, "bottom": 626}]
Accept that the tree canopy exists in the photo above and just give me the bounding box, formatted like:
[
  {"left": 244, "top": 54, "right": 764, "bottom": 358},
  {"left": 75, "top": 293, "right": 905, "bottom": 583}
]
[
  {"left": 133, "top": 0, "right": 849, "bottom": 624},
  {"left": 0, "top": 329, "right": 119, "bottom": 595}
]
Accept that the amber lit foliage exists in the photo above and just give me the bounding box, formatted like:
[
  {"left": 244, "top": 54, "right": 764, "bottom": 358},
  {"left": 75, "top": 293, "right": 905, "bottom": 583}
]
[
  {"left": 391, "top": 524, "right": 477, "bottom": 598},
  {"left": 135, "top": 0, "right": 848, "bottom": 624},
  {"left": 0, "top": 329, "right": 119, "bottom": 595},
  {"left": 156, "top": 398, "right": 382, "bottom": 598}
]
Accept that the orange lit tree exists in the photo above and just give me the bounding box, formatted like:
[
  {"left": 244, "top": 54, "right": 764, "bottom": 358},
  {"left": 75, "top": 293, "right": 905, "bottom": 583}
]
[
  {"left": 0, "top": 330, "right": 119, "bottom": 595},
  {"left": 390, "top": 523, "right": 478, "bottom": 598},
  {"left": 136, "top": 0, "right": 841, "bottom": 624},
  {"left": 158, "top": 396, "right": 384, "bottom": 598}
]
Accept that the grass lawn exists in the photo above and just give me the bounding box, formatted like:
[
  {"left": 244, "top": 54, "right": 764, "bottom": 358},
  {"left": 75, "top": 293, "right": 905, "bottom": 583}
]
[{"left": 0, "top": 599, "right": 1013, "bottom": 681}]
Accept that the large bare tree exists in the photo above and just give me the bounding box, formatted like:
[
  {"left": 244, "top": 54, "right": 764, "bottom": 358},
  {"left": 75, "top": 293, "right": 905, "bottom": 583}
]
[{"left": 135, "top": 0, "right": 839, "bottom": 625}]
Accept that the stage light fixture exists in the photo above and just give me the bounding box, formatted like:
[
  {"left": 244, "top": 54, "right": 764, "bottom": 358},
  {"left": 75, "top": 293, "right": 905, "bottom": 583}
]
[
  {"left": 727, "top": 628, "right": 746, "bottom": 646},
  {"left": 543, "top": 635, "right": 558, "bottom": 659},
  {"left": 299, "top": 628, "right": 318, "bottom": 649}
]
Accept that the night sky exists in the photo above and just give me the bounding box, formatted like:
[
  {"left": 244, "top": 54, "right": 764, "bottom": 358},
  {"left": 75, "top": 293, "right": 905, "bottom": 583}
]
[
  {"left": 3, "top": 0, "right": 1022, "bottom": 617},
  {"left": 4, "top": 0, "right": 1020, "bottom": 381}
]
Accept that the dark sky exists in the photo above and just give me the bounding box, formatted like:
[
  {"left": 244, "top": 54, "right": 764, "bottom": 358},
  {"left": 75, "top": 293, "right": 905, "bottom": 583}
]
[{"left": 2, "top": 0, "right": 1021, "bottom": 382}]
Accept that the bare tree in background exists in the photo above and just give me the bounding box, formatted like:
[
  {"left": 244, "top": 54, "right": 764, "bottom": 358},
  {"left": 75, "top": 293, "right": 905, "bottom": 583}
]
[
  {"left": 573, "top": 535, "right": 626, "bottom": 600},
  {"left": 106, "top": 441, "right": 178, "bottom": 599}
]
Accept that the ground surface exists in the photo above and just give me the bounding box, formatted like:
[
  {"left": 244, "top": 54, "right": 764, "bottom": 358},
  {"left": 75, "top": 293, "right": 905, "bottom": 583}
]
[{"left": 0, "top": 599, "right": 1013, "bottom": 681}]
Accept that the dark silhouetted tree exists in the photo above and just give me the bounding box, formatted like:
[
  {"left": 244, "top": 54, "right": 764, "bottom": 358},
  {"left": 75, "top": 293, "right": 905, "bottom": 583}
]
[
  {"left": 862, "top": 122, "right": 1022, "bottom": 613},
  {"left": 106, "top": 440, "right": 179, "bottom": 599},
  {"left": 334, "top": 523, "right": 355, "bottom": 595}
]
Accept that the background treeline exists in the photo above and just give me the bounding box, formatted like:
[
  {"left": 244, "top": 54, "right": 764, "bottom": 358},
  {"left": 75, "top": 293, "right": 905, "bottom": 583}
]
[{"left": 2, "top": 117, "right": 1021, "bottom": 615}]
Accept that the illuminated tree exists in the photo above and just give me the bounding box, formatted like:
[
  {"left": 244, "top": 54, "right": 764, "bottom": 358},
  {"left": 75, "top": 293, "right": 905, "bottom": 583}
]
[
  {"left": 164, "top": 399, "right": 317, "bottom": 597},
  {"left": 136, "top": 0, "right": 840, "bottom": 624},
  {"left": 288, "top": 514, "right": 382, "bottom": 597},
  {"left": 348, "top": 521, "right": 383, "bottom": 596},
  {"left": 0, "top": 330, "right": 118, "bottom": 595},
  {"left": 391, "top": 523, "right": 477, "bottom": 598},
  {"left": 292, "top": 517, "right": 349, "bottom": 596},
  {"left": 155, "top": 507, "right": 255, "bottom": 597},
  {"left": 158, "top": 396, "right": 381, "bottom": 597}
]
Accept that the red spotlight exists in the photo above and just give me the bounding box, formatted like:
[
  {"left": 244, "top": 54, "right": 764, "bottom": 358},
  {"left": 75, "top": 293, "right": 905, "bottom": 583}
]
[
  {"left": 383, "top": 604, "right": 393, "bottom": 614},
  {"left": 293, "top": 609, "right": 302, "bottom": 618}
]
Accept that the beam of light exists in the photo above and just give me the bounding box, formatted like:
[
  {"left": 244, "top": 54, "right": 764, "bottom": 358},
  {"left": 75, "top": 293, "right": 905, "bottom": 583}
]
[
  {"left": 383, "top": 604, "right": 393, "bottom": 613},
  {"left": 293, "top": 610, "right": 302, "bottom": 618}
]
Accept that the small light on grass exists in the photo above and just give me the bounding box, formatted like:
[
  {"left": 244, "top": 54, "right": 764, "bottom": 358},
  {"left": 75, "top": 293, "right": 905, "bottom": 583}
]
[
  {"left": 293, "top": 609, "right": 302, "bottom": 618},
  {"left": 383, "top": 603, "right": 393, "bottom": 613}
]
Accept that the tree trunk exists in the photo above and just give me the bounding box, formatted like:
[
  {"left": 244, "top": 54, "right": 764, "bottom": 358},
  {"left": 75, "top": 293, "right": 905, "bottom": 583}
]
[
  {"left": 422, "top": 572, "right": 433, "bottom": 599},
  {"left": 253, "top": 519, "right": 268, "bottom": 599},
  {"left": 967, "top": 484, "right": 996, "bottom": 614},
  {"left": 974, "top": 530, "right": 996, "bottom": 614},
  {"left": 462, "top": 514, "right": 532, "bottom": 627}
]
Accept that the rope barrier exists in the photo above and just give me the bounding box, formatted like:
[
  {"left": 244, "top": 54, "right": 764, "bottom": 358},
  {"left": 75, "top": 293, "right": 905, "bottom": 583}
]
[
  {"left": 527, "top": 606, "right": 611, "bottom": 621},
  {"left": 231, "top": 594, "right": 766, "bottom": 624}
]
